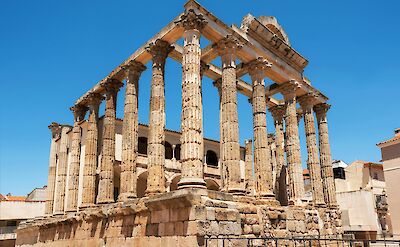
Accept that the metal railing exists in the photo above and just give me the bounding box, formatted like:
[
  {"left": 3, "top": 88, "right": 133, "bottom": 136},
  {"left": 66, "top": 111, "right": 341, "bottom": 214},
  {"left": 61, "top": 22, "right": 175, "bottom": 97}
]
[{"left": 204, "top": 236, "right": 400, "bottom": 247}]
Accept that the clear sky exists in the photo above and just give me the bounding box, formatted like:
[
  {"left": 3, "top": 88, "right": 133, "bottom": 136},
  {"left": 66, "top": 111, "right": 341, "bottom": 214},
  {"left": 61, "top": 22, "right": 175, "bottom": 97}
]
[{"left": 1, "top": 0, "right": 399, "bottom": 196}]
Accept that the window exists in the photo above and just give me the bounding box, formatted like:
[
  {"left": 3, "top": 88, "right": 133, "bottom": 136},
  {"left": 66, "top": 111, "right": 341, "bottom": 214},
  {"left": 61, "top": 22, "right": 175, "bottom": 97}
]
[
  {"left": 138, "top": 137, "right": 148, "bottom": 155},
  {"left": 165, "top": 141, "right": 173, "bottom": 159},
  {"left": 206, "top": 150, "right": 218, "bottom": 167},
  {"left": 373, "top": 172, "right": 378, "bottom": 180},
  {"left": 174, "top": 144, "right": 181, "bottom": 160}
]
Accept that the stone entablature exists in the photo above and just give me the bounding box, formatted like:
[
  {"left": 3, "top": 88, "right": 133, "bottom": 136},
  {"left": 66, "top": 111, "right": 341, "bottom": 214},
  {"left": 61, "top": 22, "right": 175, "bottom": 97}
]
[{"left": 18, "top": 1, "right": 342, "bottom": 246}]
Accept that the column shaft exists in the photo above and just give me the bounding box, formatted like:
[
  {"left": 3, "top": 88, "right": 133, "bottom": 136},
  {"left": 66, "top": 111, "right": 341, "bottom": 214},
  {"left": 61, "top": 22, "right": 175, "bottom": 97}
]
[
  {"left": 216, "top": 35, "right": 245, "bottom": 194},
  {"left": 119, "top": 62, "right": 146, "bottom": 201},
  {"left": 315, "top": 103, "right": 337, "bottom": 206},
  {"left": 66, "top": 105, "right": 87, "bottom": 211},
  {"left": 97, "top": 80, "right": 122, "bottom": 203},
  {"left": 177, "top": 10, "right": 207, "bottom": 189},
  {"left": 299, "top": 95, "right": 325, "bottom": 205},
  {"left": 145, "top": 39, "right": 173, "bottom": 195},
  {"left": 269, "top": 105, "right": 288, "bottom": 205},
  {"left": 213, "top": 79, "right": 226, "bottom": 191},
  {"left": 54, "top": 126, "right": 71, "bottom": 214},
  {"left": 248, "top": 57, "right": 274, "bottom": 197},
  {"left": 81, "top": 93, "right": 102, "bottom": 208},
  {"left": 281, "top": 81, "right": 305, "bottom": 204},
  {"left": 244, "top": 140, "right": 254, "bottom": 195},
  {"left": 45, "top": 123, "right": 61, "bottom": 214}
]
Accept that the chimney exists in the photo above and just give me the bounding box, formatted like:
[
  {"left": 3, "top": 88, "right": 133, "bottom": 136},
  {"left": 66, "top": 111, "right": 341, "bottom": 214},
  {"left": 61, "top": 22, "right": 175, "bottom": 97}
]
[{"left": 395, "top": 128, "right": 400, "bottom": 137}]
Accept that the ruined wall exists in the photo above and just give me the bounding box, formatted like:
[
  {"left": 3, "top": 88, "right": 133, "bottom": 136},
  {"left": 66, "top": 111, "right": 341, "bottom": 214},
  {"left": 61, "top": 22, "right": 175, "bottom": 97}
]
[{"left": 16, "top": 189, "right": 342, "bottom": 247}]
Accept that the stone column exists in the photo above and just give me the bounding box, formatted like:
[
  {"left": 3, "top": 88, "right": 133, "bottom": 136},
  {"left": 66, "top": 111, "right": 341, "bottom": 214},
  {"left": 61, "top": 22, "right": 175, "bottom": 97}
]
[
  {"left": 269, "top": 105, "right": 288, "bottom": 205},
  {"left": 176, "top": 10, "right": 207, "bottom": 189},
  {"left": 97, "top": 79, "right": 123, "bottom": 204},
  {"left": 54, "top": 125, "right": 72, "bottom": 214},
  {"left": 298, "top": 94, "right": 325, "bottom": 206},
  {"left": 213, "top": 79, "right": 226, "bottom": 192},
  {"left": 145, "top": 39, "right": 173, "bottom": 195},
  {"left": 80, "top": 93, "right": 103, "bottom": 208},
  {"left": 314, "top": 103, "right": 337, "bottom": 206},
  {"left": 45, "top": 123, "right": 62, "bottom": 215},
  {"left": 248, "top": 57, "right": 274, "bottom": 197},
  {"left": 280, "top": 80, "right": 305, "bottom": 204},
  {"left": 268, "top": 134, "right": 277, "bottom": 188},
  {"left": 216, "top": 35, "right": 245, "bottom": 194},
  {"left": 119, "top": 61, "right": 146, "bottom": 201},
  {"left": 66, "top": 105, "right": 87, "bottom": 212},
  {"left": 244, "top": 139, "right": 254, "bottom": 195}
]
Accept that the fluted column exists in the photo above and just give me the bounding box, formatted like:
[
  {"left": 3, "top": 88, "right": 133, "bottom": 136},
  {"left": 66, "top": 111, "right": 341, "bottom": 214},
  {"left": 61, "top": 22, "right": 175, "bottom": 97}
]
[
  {"left": 269, "top": 105, "right": 288, "bottom": 205},
  {"left": 176, "top": 10, "right": 207, "bottom": 189},
  {"left": 248, "top": 57, "right": 274, "bottom": 197},
  {"left": 54, "top": 125, "right": 72, "bottom": 214},
  {"left": 119, "top": 61, "right": 146, "bottom": 201},
  {"left": 145, "top": 39, "right": 173, "bottom": 195},
  {"left": 216, "top": 35, "right": 245, "bottom": 194},
  {"left": 45, "top": 123, "right": 62, "bottom": 214},
  {"left": 298, "top": 94, "right": 325, "bottom": 206},
  {"left": 80, "top": 93, "right": 103, "bottom": 208},
  {"left": 97, "top": 79, "right": 122, "bottom": 204},
  {"left": 213, "top": 79, "right": 227, "bottom": 191},
  {"left": 268, "top": 134, "right": 277, "bottom": 188},
  {"left": 66, "top": 105, "right": 87, "bottom": 212},
  {"left": 281, "top": 80, "right": 305, "bottom": 204},
  {"left": 314, "top": 103, "right": 337, "bottom": 206},
  {"left": 244, "top": 139, "right": 254, "bottom": 195}
]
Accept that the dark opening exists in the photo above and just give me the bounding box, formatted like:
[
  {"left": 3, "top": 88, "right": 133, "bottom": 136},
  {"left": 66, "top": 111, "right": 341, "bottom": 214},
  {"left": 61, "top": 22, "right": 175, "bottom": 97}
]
[{"left": 206, "top": 150, "right": 218, "bottom": 167}]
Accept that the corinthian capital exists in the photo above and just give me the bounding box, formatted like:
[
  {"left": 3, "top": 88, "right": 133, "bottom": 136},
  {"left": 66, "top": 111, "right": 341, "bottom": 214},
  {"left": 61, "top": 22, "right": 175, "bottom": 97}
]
[
  {"left": 102, "top": 78, "right": 123, "bottom": 96},
  {"left": 269, "top": 105, "right": 285, "bottom": 122},
  {"left": 176, "top": 9, "right": 207, "bottom": 31},
  {"left": 86, "top": 92, "right": 103, "bottom": 110},
  {"left": 70, "top": 104, "right": 88, "bottom": 122},
  {"left": 280, "top": 80, "right": 300, "bottom": 99},
  {"left": 215, "top": 34, "right": 243, "bottom": 54},
  {"left": 314, "top": 103, "right": 331, "bottom": 119},
  {"left": 48, "top": 122, "right": 62, "bottom": 139},
  {"left": 146, "top": 39, "right": 174, "bottom": 64},
  {"left": 247, "top": 57, "right": 272, "bottom": 80},
  {"left": 298, "top": 92, "right": 318, "bottom": 111},
  {"left": 122, "top": 61, "right": 146, "bottom": 76}
]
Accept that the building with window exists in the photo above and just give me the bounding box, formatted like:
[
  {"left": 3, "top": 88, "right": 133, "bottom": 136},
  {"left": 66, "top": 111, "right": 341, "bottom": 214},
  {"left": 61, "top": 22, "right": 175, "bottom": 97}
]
[
  {"left": 334, "top": 161, "right": 391, "bottom": 239},
  {"left": 0, "top": 187, "right": 46, "bottom": 247},
  {"left": 377, "top": 128, "right": 400, "bottom": 236}
]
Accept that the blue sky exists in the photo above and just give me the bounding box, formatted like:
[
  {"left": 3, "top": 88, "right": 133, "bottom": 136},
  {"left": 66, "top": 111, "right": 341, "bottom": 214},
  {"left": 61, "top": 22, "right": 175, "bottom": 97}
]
[{"left": 1, "top": 0, "right": 399, "bottom": 195}]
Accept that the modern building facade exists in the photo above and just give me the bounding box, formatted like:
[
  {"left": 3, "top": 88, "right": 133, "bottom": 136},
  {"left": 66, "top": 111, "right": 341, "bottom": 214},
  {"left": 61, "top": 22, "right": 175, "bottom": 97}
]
[
  {"left": 0, "top": 187, "right": 46, "bottom": 247},
  {"left": 377, "top": 128, "right": 400, "bottom": 236}
]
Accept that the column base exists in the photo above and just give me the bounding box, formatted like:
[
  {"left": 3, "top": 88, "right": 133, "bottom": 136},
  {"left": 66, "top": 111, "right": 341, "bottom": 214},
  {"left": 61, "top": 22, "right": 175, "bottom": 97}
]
[
  {"left": 118, "top": 192, "right": 137, "bottom": 202},
  {"left": 65, "top": 207, "right": 78, "bottom": 213},
  {"left": 177, "top": 177, "right": 207, "bottom": 190},
  {"left": 79, "top": 203, "right": 97, "bottom": 210},
  {"left": 228, "top": 187, "right": 246, "bottom": 196}
]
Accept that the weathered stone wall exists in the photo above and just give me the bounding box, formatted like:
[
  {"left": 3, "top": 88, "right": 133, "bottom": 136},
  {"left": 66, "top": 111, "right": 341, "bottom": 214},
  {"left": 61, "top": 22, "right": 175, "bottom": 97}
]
[{"left": 16, "top": 189, "right": 342, "bottom": 247}]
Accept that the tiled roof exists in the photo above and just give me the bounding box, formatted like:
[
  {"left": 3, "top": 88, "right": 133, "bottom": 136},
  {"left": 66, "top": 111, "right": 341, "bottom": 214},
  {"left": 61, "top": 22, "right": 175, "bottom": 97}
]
[
  {"left": 377, "top": 136, "right": 400, "bottom": 146},
  {"left": 0, "top": 195, "right": 27, "bottom": 201}
]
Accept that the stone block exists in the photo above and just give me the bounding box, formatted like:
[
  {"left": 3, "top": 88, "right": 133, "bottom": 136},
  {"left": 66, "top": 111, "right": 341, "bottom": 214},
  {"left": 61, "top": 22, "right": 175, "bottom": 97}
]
[
  {"left": 252, "top": 224, "right": 262, "bottom": 235},
  {"left": 175, "top": 221, "right": 185, "bottom": 236},
  {"left": 189, "top": 205, "right": 206, "bottom": 221},
  {"left": 145, "top": 223, "right": 158, "bottom": 236},
  {"left": 243, "top": 214, "right": 259, "bottom": 225},
  {"left": 159, "top": 222, "right": 175, "bottom": 236},
  {"left": 267, "top": 211, "right": 279, "bottom": 220},
  {"left": 219, "top": 221, "right": 241, "bottom": 235},
  {"left": 206, "top": 207, "right": 215, "bottom": 220},
  {"left": 170, "top": 207, "right": 189, "bottom": 222},
  {"left": 215, "top": 208, "right": 237, "bottom": 221},
  {"left": 151, "top": 209, "right": 169, "bottom": 223}
]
